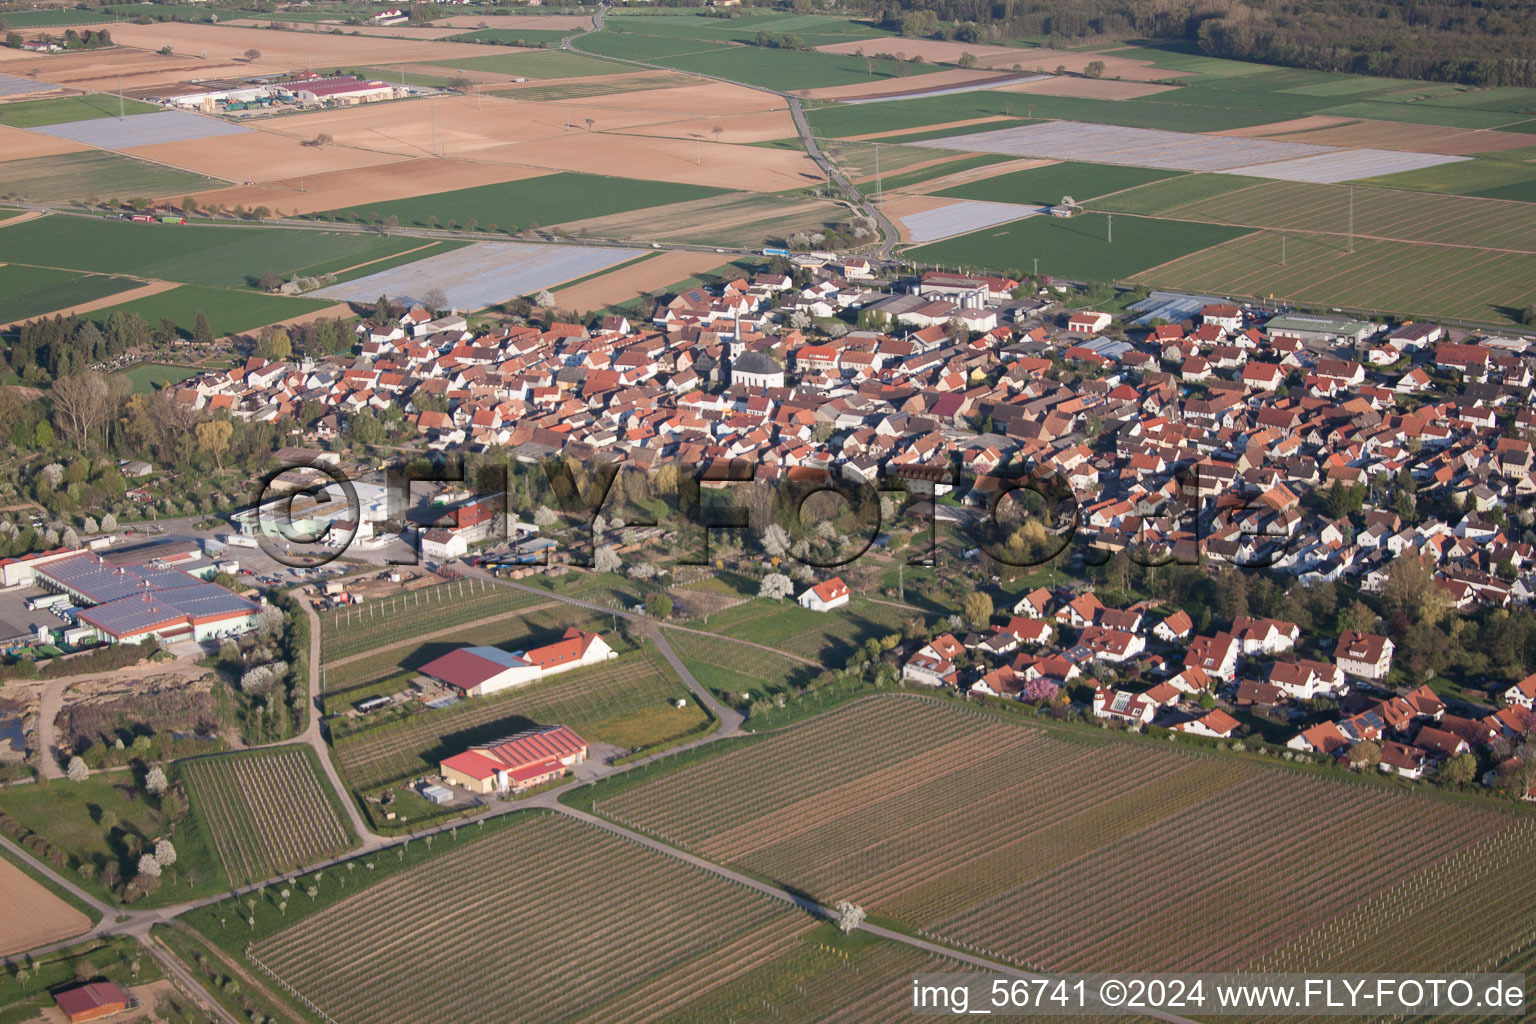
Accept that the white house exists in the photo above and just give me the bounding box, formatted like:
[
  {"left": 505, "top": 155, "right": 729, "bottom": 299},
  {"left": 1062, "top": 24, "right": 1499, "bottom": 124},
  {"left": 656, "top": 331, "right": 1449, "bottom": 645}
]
[
  {"left": 1505, "top": 673, "right": 1536, "bottom": 709},
  {"left": 420, "top": 527, "right": 468, "bottom": 561},
  {"left": 1092, "top": 686, "right": 1156, "bottom": 729},
  {"left": 798, "top": 576, "right": 850, "bottom": 612},
  {"left": 1173, "top": 708, "right": 1241, "bottom": 739},
  {"left": 1335, "top": 630, "right": 1394, "bottom": 681}
]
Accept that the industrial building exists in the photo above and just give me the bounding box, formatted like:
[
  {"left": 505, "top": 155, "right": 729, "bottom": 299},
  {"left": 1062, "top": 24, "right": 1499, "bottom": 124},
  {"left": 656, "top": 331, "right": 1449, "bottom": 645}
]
[
  {"left": 440, "top": 724, "right": 589, "bottom": 795},
  {"left": 418, "top": 628, "right": 616, "bottom": 697},
  {"left": 31, "top": 553, "right": 260, "bottom": 645}
]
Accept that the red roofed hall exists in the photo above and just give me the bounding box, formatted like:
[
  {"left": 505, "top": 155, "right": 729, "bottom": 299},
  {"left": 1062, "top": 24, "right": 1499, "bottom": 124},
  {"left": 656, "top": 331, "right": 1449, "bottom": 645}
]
[{"left": 440, "top": 725, "right": 589, "bottom": 794}]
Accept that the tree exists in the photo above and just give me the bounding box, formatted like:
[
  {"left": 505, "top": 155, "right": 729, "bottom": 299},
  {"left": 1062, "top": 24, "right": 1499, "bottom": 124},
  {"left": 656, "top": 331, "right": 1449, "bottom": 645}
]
[
  {"left": 1349, "top": 740, "right": 1382, "bottom": 770},
  {"left": 534, "top": 289, "right": 556, "bottom": 308},
  {"left": 593, "top": 545, "right": 621, "bottom": 574},
  {"left": 759, "top": 572, "right": 794, "bottom": 601},
  {"left": 963, "top": 591, "right": 993, "bottom": 628},
  {"left": 533, "top": 505, "right": 559, "bottom": 528},
  {"left": 1085, "top": 60, "right": 1106, "bottom": 78},
  {"left": 255, "top": 604, "right": 284, "bottom": 636},
  {"left": 835, "top": 900, "right": 866, "bottom": 933},
  {"left": 761, "top": 523, "right": 791, "bottom": 557},
  {"left": 193, "top": 310, "right": 213, "bottom": 344},
  {"left": 136, "top": 854, "right": 162, "bottom": 878},
  {"left": 243, "top": 47, "right": 261, "bottom": 61},
  {"left": 50, "top": 372, "right": 114, "bottom": 451},
  {"left": 257, "top": 270, "right": 283, "bottom": 292},
  {"left": 254, "top": 327, "right": 291, "bottom": 361},
  {"left": 154, "top": 839, "right": 176, "bottom": 867},
  {"left": 645, "top": 592, "right": 672, "bottom": 619},
  {"left": 67, "top": 756, "right": 88, "bottom": 782},
  {"left": 195, "top": 419, "right": 233, "bottom": 469},
  {"left": 957, "top": 51, "right": 977, "bottom": 68},
  {"left": 420, "top": 288, "right": 448, "bottom": 315},
  {"left": 1440, "top": 751, "right": 1477, "bottom": 787},
  {"left": 144, "top": 766, "right": 168, "bottom": 795}
]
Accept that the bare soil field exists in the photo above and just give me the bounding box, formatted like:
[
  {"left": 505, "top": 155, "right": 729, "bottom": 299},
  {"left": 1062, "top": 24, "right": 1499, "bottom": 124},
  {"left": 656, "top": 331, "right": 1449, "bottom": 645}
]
[
  {"left": 0, "top": 123, "right": 91, "bottom": 159},
  {"left": 843, "top": 115, "right": 1016, "bottom": 142},
  {"left": 610, "top": 107, "right": 797, "bottom": 145},
  {"left": 1213, "top": 115, "right": 1353, "bottom": 137},
  {"left": 376, "top": 61, "right": 533, "bottom": 84},
  {"left": 222, "top": 20, "right": 468, "bottom": 39},
  {"left": 0, "top": 854, "right": 92, "bottom": 956},
  {"left": 816, "top": 39, "right": 1180, "bottom": 80},
  {"left": 553, "top": 192, "right": 843, "bottom": 247},
  {"left": 552, "top": 250, "right": 725, "bottom": 310},
  {"left": 124, "top": 129, "right": 408, "bottom": 183},
  {"left": 1240, "top": 118, "right": 1536, "bottom": 156},
  {"left": 996, "top": 76, "right": 1178, "bottom": 100},
  {"left": 801, "top": 68, "right": 1022, "bottom": 102},
  {"left": 188, "top": 157, "right": 553, "bottom": 216},
  {"left": 435, "top": 14, "right": 595, "bottom": 30},
  {"left": 579, "top": 79, "right": 793, "bottom": 117},
  {"left": 488, "top": 70, "right": 699, "bottom": 101},
  {"left": 0, "top": 46, "right": 261, "bottom": 93},
  {"left": 0, "top": 280, "right": 175, "bottom": 331},
  {"left": 262, "top": 94, "right": 822, "bottom": 189},
  {"left": 88, "top": 21, "right": 497, "bottom": 70}
]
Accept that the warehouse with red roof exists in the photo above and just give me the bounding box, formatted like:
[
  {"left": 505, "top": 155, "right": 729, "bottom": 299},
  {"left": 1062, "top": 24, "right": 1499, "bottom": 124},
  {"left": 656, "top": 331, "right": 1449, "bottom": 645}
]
[
  {"left": 440, "top": 724, "right": 589, "bottom": 794},
  {"left": 417, "top": 628, "right": 615, "bottom": 697}
]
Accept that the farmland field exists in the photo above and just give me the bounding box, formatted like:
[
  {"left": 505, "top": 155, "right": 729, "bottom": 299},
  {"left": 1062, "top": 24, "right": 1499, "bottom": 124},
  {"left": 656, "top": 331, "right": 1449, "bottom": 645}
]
[
  {"left": 0, "top": 215, "right": 439, "bottom": 288},
  {"left": 324, "top": 173, "right": 727, "bottom": 232},
  {"left": 320, "top": 577, "right": 548, "bottom": 663},
  {"left": 1147, "top": 179, "right": 1536, "bottom": 252},
  {"left": 0, "top": 848, "right": 92, "bottom": 956},
  {"left": 904, "top": 212, "right": 1252, "bottom": 281},
  {"left": 667, "top": 629, "right": 818, "bottom": 702},
  {"left": 1087, "top": 172, "right": 1267, "bottom": 214},
  {"left": 698, "top": 596, "right": 924, "bottom": 664},
  {"left": 448, "top": 28, "right": 572, "bottom": 45},
  {"left": 595, "top": 695, "right": 1536, "bottom": 976},
  {"left": 113, "top": 362, "right": 200, "bottom": 394},
  {"left": 182, "top": 746, "right": 354, "bottom": 887},
  {"left": 1132, "top": 230, "right": 1536, "bottom": 324},
  {"left": 0, "top": 94, "right": 160, "bottom": 128},
  {"left": 83, "top": 284, "right": 330, "bottom": 336},
  {"left": 933, "top": 161, "right": 1181, "bottom": 204},
  {"left": 331, "top": 648, "right": 698, "bottom": 789},
  {"left": 243, "top": 812, "right": 805, "bottom": 1024},
  {"left": 1354, "top": 156, "right": 1536, "bottom": 201},
  {"left": 0, "top": 151, "right": 218, "bottom": 204},
  {"left": 0, "top": 265, "right": 143, "bottom": 324},
  {"left": 424, "top": 49, "right": 630, "bottom": 78}
]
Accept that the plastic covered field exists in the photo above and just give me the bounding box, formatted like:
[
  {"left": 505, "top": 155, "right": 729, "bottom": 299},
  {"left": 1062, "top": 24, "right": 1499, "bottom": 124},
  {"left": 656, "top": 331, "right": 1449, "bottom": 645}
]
[
  {"left": 31, "top": 109, "right": 251, "bottom": 149},
  {"left": 899, "top": 200, "right": 1041, "bottom": 243}
]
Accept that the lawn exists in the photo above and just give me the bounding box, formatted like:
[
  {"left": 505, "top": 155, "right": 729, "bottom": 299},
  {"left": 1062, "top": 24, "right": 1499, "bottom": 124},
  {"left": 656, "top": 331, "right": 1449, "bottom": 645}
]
[
  {"left": 423, "top": 49, "right": 630, "bottom": 79},
  {"left": 905, "top": 211, "right": 1252, "bottom": 281},
  {"left": 1130, "top": 229, "right": 1536, "bottom": 325},
  {"left": 0, "top": 151, "right": 218, "bottom": 205},
  {"left": 114, "top": 361, "right": 201, "bottom": 393},
  {"left": 0, "top": 215, "right": 437, "bottom": 288},
  {"left": 0, "top": 772, "right": 228, "bottom": 908},
  {"left": 0, "top": 265, "right": 143, "bottom": 323},
  {"left": 933, "top": 160, "right": 1182, "bottom": 205},
  {"left": 85, "top": 284, "right": 331, "bottom": 336},
  {"left": 696, "top": 595, "right": 923, "bottom": 665},
  {"left": 0, "top": 94, "right": 160, "bottom": 128},
  {"left": 325, "top": 173, "right": 729, "bottom": 232}
]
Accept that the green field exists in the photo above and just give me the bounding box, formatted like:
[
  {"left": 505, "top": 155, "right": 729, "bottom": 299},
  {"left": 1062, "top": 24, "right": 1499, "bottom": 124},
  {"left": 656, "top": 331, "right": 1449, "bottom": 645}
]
[
  {"left": 424, "top": 49, "right": 629, "bottom": 79},
  {"left": 602, "top": 10, "right": 893, "bottom": 48},
  {"left": 320, "top": 578, "right": 546, "bottom": 663},
  {"left": 331, "top": 649, "right": 700, "bottom": 790},
  {"left": 870, "top": 153, "right": 1014, "bottom": 194},
  {"left": 447, "top": 28, "right": 571, "bottom": 45},
  {"left": 86, "top": 284, "right": 330, "bottom": 336},
  {"left": 326, "top": 172, "right": 728, "bottom": 231},
  {"left": 0, "top": 151, "right": 218, "bottom": 204},
  {"left": 934, "top": 161, "right": 1181, "bottom": 205},
  {"left": 906, "top": 212, "right": 1252, "bottom": 281},
  {"left": 1353, "top": 156, "right": 1536, "bottom": 202},
  {"left": 114, "top": 361, "right": 201, "bottom": 393},
  {"left": 1132, "top": 229, "right": 1536, "bottom": 325},
  {"left": 696, "top": 596, "right": 925, "bottom": 665},
  {"left": 0, "top": 264, "right": 142, "bottom": 323},
  {"left": 0, "top": 215, "right": 439, "bottom": 288},
  {"left": 0, "top": 93, "right": 159, "bottom": 128},
  {"left": 1087, "top": 172, "right": 1268, "bottom": 215},
  {"left": 0, "top": 9, "right": 108, "bottom": 25}
]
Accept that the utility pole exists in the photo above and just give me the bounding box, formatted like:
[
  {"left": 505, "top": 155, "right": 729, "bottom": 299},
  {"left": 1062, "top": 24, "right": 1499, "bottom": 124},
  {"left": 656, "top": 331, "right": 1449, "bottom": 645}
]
[
  {"left": 1281, "top": 233, "right": 1286, "bottom": 266},
  {"left": 1106, "top": 213, "right": 1112, "bottom": 244},
  {"left": 431, "top": 98, "right": 438, "bottom": 157},
  {"left": 118, "top": 77, "right": 124, "bottom": 119},
  {"left": 1033, "top": 256, "right": 1038, "bottom": 277},
  {"left": 1348, "top": 186, "right": 1355, "bottom": 254},
  {"left": 873, "top": 141, "right": 881, "bottom": 202}
]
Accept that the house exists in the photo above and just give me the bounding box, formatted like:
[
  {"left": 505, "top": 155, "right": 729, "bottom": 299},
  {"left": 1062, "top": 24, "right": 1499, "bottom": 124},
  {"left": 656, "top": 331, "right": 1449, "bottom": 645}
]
[
  {"left": 420, "top": 526, "right": 467, "bottom": 561},
  {"left": 1078, "top": 626, "right": 1145, "bottom": 663},
  {"left": 418, "top": 629, "right": 615, "bottom": 697},
  {"left": 1067, "top": 311, "right": 1112, "bottom": 335},
  {"left": 1173, "top": 708, "right": 1241, "bottom": 739},
  {"left": 1230, "top": 616, "right": 1299, "bottom": 656},
  {"left": 1054, "top": 592, "right": 1104, "bottom": 628},
  {"left": 1184, "top": 632, "right": 1239, "bottom": 680},
  {"left": 798, "top": 576, "right": 850, "bottom": 612},
  {"left": 1335, "top": 630, "right": 1394, "bottom": 681},
  {"left": 440, "top": 724, "right": 588, "bottom": 794},
  {"left": 1504, "top": 673, "right": 1536, "bottom": 709},
  {"left": 902, "top": 651, "right": 957, "bottom": 687},
  {"left": 1153, "top": 610, "right": 1193, "bottom": 642},
  {"left": 1092, "top": 686, "right": 1157, "bottom": 729},
  {"left": 1378, "top": 741, "right": 1428, "bottom": 779},
  {"left": 55, "top": 982, "right": 132, "bottom": 1024}
]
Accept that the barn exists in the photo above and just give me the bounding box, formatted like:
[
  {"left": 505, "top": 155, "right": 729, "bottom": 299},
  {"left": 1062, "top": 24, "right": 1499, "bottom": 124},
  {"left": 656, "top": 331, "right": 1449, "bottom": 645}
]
[
  {"left": 440, "top": 725, "right": 589, "bottom": 795},
  {"left": 54, "top": 981, "right": 131, "bottom": 1023},
  {"left": 418, "top": 628, "right": 615, "bottom": 697}
]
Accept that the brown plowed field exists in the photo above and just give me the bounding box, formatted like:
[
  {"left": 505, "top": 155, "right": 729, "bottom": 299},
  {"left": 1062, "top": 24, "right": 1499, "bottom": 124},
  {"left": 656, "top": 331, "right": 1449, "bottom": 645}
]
[
  {"left": 995, "top": 76, "right": 1178, "bottom": 99},
  {"left": 800, "top": 68, "right": 1019, "bottom": 101},
  {"left": 815, "top": 39, "right": 1181, "bottom": 80},
  {"left": 83, "top": 21, "right": 497, "bottom": 69},
  {"left": 124, "top": 130, "right": 408, "bottom": 182},
  {"left": 1242, "top": 118, "right": 1536, "bottom": 155},
  {"left": 0, "top": 124, "right": 92, "bottom": 159},
  {"left": 552, "top": 250, "right": 724, "bottom": 310},
  {"left": 0, "top": 855, "right": 91, "bottom": 956},
  {"left": 186, "top": 157, "right": 553, "bottom": 216},
  {"left": 434, "top": 14, "right": 596, "bottom": 29}
]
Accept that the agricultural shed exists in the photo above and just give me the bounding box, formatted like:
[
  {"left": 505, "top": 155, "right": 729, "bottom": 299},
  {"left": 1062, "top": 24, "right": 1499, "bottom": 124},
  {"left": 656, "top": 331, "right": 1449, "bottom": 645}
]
[{"left": 54, "top": 981, "right": 131, "bottom": 1023}]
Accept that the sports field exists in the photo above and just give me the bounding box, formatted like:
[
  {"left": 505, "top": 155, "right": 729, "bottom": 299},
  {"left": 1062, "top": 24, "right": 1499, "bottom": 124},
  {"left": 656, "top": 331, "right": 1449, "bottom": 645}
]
[
  {"left": 1132, "top": 230, "right": 1536, "bottom": 324},
  {"left": 0, "top": 151, "right": 218, "bottom": 204},
  {"left": 85, "top": 284, "right": 331, "bottom": 336},
  {"left": 0, "top": 265, "right": 143, "bottom": 324},
  {"left": 325, "top": 172, "right": 727, "bottom": 231},
  {"left": 932, "top": 160, "right": 1180, "bottom": 205},
  {"left": 905, "top": 211, "right": 1251, "bottom": 280},
  {"left": 0, "top": 93, "right": 159, "bottom": 128},
  {"left": 596, "top": 695, "right": 1536, "bottom": 976},
  {"left": 0, "top": 216, "right": 443, "bottom": 288}
]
